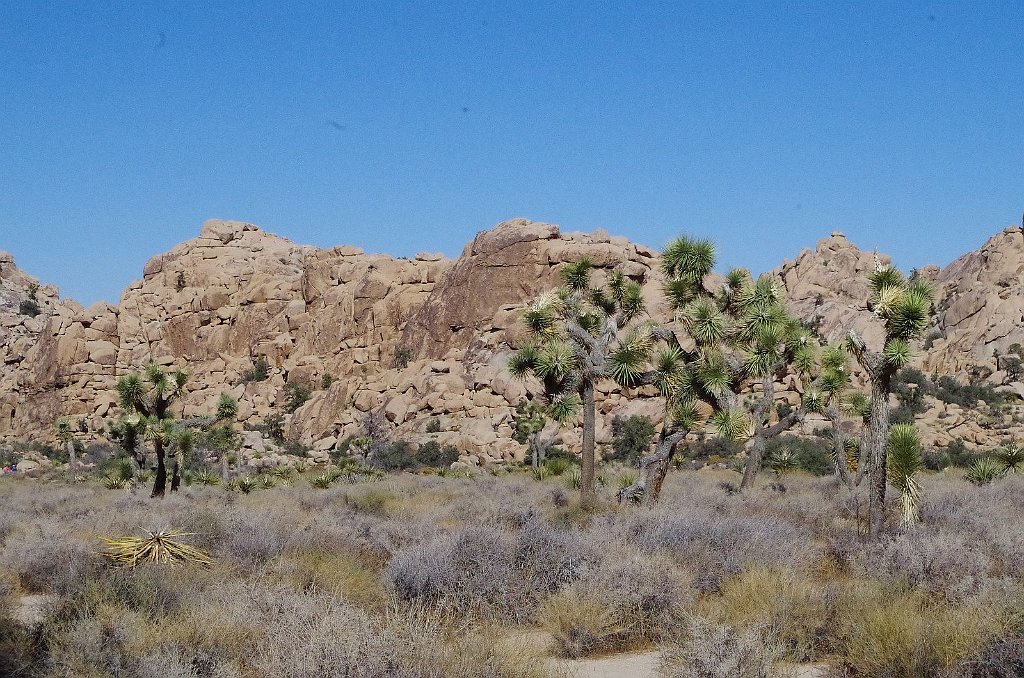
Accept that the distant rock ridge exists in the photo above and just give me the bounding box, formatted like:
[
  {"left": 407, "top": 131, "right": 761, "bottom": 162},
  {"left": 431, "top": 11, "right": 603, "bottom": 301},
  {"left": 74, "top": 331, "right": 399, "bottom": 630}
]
[{"left": 2, "top": 217, "right": 1024, "bottom": 462}]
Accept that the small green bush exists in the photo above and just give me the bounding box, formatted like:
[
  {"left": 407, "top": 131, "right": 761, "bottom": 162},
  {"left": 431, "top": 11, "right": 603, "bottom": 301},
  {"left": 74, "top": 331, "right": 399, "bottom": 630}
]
[
  {"left": 417, "top": 440, "right": 459, "bottom": 468},
  {"left": 283, "top": 383, "right": 312, "bottom": 413},
  {"left": 608, "top": 415, "right": 656, "bottom": 463},
  {"left": 242, "top": 355, "right": 271, "bottom": 383},
  {"left": 392, "top": 347, "right": 413, "bottom": 369},
  {"left": 374, "top": 441, "right": 419, "bottom": 471},
  {"left": 425, "top": 418, "right": 442, "bottom": 434},
  {"left": 764, "top": 435, "right": 831, "bottom": 476}
]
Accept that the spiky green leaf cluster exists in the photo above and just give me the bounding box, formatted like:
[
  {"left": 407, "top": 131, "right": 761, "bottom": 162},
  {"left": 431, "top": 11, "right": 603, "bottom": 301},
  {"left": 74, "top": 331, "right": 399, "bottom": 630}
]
[
  {"left": 888, "top": 423, "right": 924, "bottom": 528},
  {"left": 709, "top": 408, "right": 750, "bottom": 440},
  {"left": 869, "top": 266, "right": 934, "bottom": 346},
  {"left": 965, "top": 457, "right": 1004, "bottom": 485},
  {"left": 995, "top": 442, "right": 1024, "bottom": 473}
]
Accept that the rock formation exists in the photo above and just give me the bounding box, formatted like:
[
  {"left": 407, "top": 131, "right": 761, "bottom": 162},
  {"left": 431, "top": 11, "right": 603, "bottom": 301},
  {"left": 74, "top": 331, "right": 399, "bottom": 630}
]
[{"left": 2, "top": 218, "right": 1024, "bottom": 464}]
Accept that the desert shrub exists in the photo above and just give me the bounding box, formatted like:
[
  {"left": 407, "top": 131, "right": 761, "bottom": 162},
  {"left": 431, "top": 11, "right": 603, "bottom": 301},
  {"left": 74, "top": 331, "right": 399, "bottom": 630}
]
[
  {"left": 392, "top": 347, "right": 413, "bottom": 369},
  {"left": 681, "top": 436, "right": 743, "bottom": 463},
  {"left": 373, "top": 440, "right": 419, "bottom": 471},
  {"left": 660, "top": 615, "right": 779, "bottom": 678},
  {"left": 541, "top": 552, "right": 691, "bottom": 657},
  {"left": 19, "top": 298, "right": 40, "bottom": 317},
  {"left": 320, "top": 373, "right": 333, "bottom": 389},
  {"left": 932, "top": 374, "right": 1006, "bottom": 408},
  {"left": 854, "top": 526, "right": 1009, "bottom": 602},
  {"left": 608, "top": 415, "right": 656, "bottom": 463},
  {"left": 241, "top": 354, "right": 270, "bottom": 383},
  {"left": 623, "top": 507, "right": 815, "bottom": 584},
  {"left": 0, "top": 523, "right": 101, "bottom": 595},
  {"left": 416, "top": 440, "right": 459, "bottom": 468},
  {"left": 764, "top": 435, "right": 831, "bottom": 476},
  {"left": 711, "top": 567, "right": 835, "bottom": 662},
  {"left": 387, "top": 523, "right": 595, "bottom": 622},
  {"left": 425, "top": 418, "right": 442, "bottom": 433},
  {"left": 255, "top": 413, "right": 285, "bottom": 443},
  {"left": 924, "top": 438, "right": 974, "bottom": 471},
  {"left": 282, "top": 382, "right": 311, "bottom": 413},
  {"left": 543, "top": 458, "right": 572, "bottom": 476},
  {"left": 950, "top": 636, "right": 1024, "bottom": 677},
  {"left": 834, "top": 583, "right": 1005, "bottom": 678}
]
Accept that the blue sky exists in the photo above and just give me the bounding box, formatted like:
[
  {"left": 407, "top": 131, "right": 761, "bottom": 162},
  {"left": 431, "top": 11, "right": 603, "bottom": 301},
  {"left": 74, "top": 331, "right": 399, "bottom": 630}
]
[{"left": 1, "top": 1, "right": 1022, "bottom": 305}]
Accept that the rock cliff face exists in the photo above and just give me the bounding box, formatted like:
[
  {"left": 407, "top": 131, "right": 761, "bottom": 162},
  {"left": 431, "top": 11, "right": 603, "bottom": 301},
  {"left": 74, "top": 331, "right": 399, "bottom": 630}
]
[{"left": 3, "top": 218, "right": 1024, "bottom": 461}]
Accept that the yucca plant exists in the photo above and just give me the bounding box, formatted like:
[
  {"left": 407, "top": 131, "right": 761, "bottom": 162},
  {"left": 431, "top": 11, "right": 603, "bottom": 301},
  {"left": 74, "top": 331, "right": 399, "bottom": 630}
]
[
  {"left": 965, "top": 458, "right": 1004, "bottom": 486},
  {"left": 191, "top": 469, "right": 220, "bottom": 486},
  {"left": 995, "top": 441, "right": 1024, "bottom": 474},
  {"left": 847, "top": 264, "right": 934, "bottom": 538},
  {"left": 765, "top": 447, "right": 799, "bottom": 475},
  {"left": 565, "top": 467, "right": 583, "bottom": 489},
  {"left": 257, "top": 475, "right": 277, "bottom": 490},
  {"left": 228, "top": 476, "right": 258, "bottom": 494},
  {"left": 310, "top": 472, "right": 335, "bottom": 489},
  {"left": 617, "top": 470, "right": 638, "bottom": 493},
  {"left": 100, "top": 531, "right": 211, "bottom": 568},
  {"left": 54, "top": 417, "right": 77, "bottom": 476},
  {"left": 531, "top": 465, "right": 551, "bottom": 482},
  {"left": 102, "top": 474, "right": 132, "bottom": 490},
  {"left": 887, "top": 424, "right": 924, "bottom": 530}
]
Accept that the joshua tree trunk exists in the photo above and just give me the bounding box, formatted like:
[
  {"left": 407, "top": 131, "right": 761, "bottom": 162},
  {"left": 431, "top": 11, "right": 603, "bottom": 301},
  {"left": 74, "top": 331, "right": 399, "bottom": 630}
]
[
  {"left": 741, "top": 435, "right": 767, "bottom": 489},
  {"left": 152, "top": 439, "right": 167, "bottom": 498},
  {"left": 864, "top": 377, "right": 892, "bottom": 538},
  {"left": 740, "top": 375, "right": 804, "bottom": 490},
  {"left": 170, "top": 453, "right": 182, "bottom": 492},
  {"left": 580, "top": 380, "right": 596, "bottom": 500},
  {"left": 221, "top": 451, "right": 230, "bottom": 481},
  {"left": 617, "top": 428, "right": 687, "bottom": 505},
  {"left": 66, "top": 440, "right": 76, "bottom": 477}
]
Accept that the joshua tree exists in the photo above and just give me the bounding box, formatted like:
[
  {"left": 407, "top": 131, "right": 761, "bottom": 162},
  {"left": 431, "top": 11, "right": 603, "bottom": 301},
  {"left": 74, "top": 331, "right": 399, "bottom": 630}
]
[
  {"left": 802, "top": 345, "right": 871, "bottom": 486},
  {"left": 115, "top": 364, "right": 190, "bottom": 498},
  {"left": 55, "top": 417, "right": 76, "bottom": 476},
  {"left": 511, "top": 400, "right": 559, "bottom": 469},
  {"left": 615, "top": 237, "right": 749, "bottom": 504},
  {"left": 710, "top": 270, "right": 816, "bottom": 490},
  {"left": 212, "top": 393, "right": 239, "bottom": 480},
  {"left": 509, "top": 258, "right": 647, "bottom": 500},
  {"left": 847, "top": 263, "right": 934, "bottom": 537}
]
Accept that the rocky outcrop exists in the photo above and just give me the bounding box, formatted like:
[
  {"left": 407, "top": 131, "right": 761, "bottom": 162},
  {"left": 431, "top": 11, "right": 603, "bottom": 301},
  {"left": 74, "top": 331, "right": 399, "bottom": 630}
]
[
  {"left": 5, "top": 217, "right": 1024, "bottom": 461},
  {"left": 925, "top": 226, "right": 1024, "bottom": 377}
]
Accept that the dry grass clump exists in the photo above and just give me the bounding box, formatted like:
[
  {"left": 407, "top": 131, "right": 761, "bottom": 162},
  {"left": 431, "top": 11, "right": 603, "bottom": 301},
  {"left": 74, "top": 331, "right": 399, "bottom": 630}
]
[
  {"left": 660, "top": 615, "right": 780, "bottom": 678},
  {"left": 540, "top": 550, "right": 690, "bottom": 657}
]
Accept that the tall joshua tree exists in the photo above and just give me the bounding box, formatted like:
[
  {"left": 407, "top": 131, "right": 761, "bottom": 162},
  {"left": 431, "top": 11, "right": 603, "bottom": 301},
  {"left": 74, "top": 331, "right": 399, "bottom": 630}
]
[
  {"left": 712, "top": 270, "right": 816, "bottom": 490},
  {"left": 55, "top": 417, "right": 77, "bottom": 476},
  {"left": 615, "top": 237, "right": 751, "bottom": 504},
  {"left": 847, "top": 263, "right": 933, "bottom": 537},
  {"left": 116, "top": 364, "right": 190, "bottom": 498},
  {"left": 802, "top": 344, "right": 870, "bottom": 486},
  {"left": 509, "top": 258, "right": 646, "bottom": 500}
]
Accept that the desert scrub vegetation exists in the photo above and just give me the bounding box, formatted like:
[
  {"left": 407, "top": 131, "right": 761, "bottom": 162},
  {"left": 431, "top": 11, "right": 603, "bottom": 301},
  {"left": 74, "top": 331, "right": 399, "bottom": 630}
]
[{"left": 2, "top": 469, "right": 1024, "bottom": 676}]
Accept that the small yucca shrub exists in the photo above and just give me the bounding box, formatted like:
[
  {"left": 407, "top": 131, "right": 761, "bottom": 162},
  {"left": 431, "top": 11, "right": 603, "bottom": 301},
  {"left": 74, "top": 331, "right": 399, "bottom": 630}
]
[
  {"left": 965, "top": 458, "right": 1004, "bottom": 486},
  {"left": 310, "top": 472, "right": 334, "bottom": 489},
  {"left": 227, "top": 477, "right": 258, "bottom": 494},
  {"left": 566, "top": 467, "right": 583, "bottom": 489},
  {"left": 995, "top": 442, "right": 1024, "bottom": 474},
  {"left": 102, "top": 474, "right": 131, "bottom": 490},
  {"left": 100, "top": 531, "right": 212, "bottom": 567}
]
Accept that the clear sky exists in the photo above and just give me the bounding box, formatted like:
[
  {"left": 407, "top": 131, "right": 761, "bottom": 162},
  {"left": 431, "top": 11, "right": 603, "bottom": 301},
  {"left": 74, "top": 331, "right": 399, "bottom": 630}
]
[{"left": 1, "top": 2, "right": 1022, "bottom": 305}]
